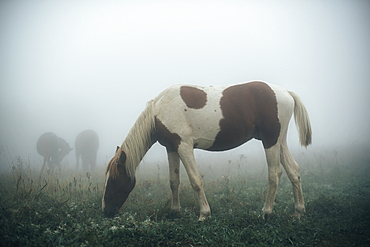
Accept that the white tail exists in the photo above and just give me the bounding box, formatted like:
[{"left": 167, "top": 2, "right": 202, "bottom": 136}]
[{"left": 288, "top": 91, "right": 312, "bottom": 147}]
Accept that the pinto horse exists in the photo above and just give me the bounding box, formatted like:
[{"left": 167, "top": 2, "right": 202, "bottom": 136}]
[
  {"left": 75, "top": 129, "right": 99, "bottom": 171},
  {"left": 102, "top": 81, "right": 312, "bottom": 220},
  {"left": 37, "top": 132, "right": 73, "bottom": 173}
]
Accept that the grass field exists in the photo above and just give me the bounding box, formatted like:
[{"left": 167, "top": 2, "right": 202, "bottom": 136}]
[{"left": 1, "top": 145, "right": 370, "bottom": 246}]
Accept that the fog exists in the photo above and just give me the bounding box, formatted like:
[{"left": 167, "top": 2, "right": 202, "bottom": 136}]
[{"left": 1, "top": 0, "right": 369, "bottom": 169}]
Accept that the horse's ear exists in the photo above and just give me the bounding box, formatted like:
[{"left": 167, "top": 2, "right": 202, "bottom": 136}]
[
  {"left": 115, "top": 146, "right": 120, "bottom": 153},
  {"left": 119, "top": 151, "right": 126, "bottom": 164}
]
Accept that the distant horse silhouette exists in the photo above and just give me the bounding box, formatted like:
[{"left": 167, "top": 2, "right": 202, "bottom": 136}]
[
  {"left": 37, "top": 132, "right": 72, "bottom": 173},
  {"left": 102, "top": 81, "right": 312, "bottom": 221},
  {"left": 75, "top": 129, "right": 99, "bottom": 171}
]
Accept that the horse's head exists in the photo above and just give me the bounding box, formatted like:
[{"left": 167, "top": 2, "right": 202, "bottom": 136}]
[
  {"left": 58, "top": 137, "right": 73, "bottom": 161},
  {"left": 102, "top": 147, "right": 136, "bottom": 217}
]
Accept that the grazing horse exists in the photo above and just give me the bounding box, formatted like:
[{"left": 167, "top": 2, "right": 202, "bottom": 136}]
[
  {"left": 102, "top": 81, "right": 312, "bottom": 220},
  {"left": 75, "top": 129, "right": 99, "bottom": 171},
  {"left": 37, "top": 132, "right": 73, "bottom": 173}
]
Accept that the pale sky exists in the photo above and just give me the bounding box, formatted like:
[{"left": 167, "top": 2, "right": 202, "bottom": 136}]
[{"left": 1, "top": 0, "right": 369, "bottom": 167}]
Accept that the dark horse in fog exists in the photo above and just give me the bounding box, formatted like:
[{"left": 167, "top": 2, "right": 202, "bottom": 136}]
[
  {"left": 37, "top": 132, "right": 73, "bottom": 173},
  {"left": 75, "top": 130, "right": 99, "bottom": 171}
]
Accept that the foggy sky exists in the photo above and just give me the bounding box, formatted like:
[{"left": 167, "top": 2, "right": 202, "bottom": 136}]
[{"left": 1, "top": 0, "right": 369, "bottom": 167}]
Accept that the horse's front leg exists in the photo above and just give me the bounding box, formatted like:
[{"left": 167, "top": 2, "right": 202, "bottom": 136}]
[
  {"left": 167, "top": 150, "right": 181, "bottom": 213},
  {"left": 177, "top": 143, "right": 211, "bottom": 221}
]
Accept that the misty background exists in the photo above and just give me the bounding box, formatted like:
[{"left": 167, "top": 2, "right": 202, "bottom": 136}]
[{"left": 1, "top": 0, "right": 369, "bottom": 170}]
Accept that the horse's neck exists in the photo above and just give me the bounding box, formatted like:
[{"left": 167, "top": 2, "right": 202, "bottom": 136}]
[
  {"left": 121, "top": 102, "right": 156, "bottom": 176},
  {"left": 58, "top": 138, "right": 68, "bottom": 149},
  {"left": 124, "top": 132, "right": 156, "bottom": 155},
  {"left": 121, "top": 134, "right": 156, "bottom": 177}
]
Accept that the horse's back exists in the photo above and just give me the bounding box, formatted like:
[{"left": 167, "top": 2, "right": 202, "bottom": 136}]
[
  {"left": 154, "top": 81, "right": 294, "bottom": 150},
  {"left": 75, "top": 130, "right": 99, "bottom": 155},
  {"left": 37, "top": 132, "right": 58, "bottom": 156}
]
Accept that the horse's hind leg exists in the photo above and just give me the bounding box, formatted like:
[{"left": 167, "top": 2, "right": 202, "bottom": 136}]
[
  {"left": 263, "top": 143, "right": 282, "bottom": 215},
  {"left": 280, "top": 134, "right": 305, "bottom": 218},
  {"left": 177, "top": 143, "right": 211, "bottom": 221},
  {"left": 167, "top": 150, "right": 181, "bottom": 212}
]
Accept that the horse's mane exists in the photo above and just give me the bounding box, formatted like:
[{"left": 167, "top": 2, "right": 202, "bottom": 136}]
[{"left": 106, "top": 100, "right": 156, "bottom": 179}]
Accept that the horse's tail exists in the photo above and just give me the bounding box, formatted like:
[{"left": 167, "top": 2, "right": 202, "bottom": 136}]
[{"left": 288, "top": 91, "right": 312, "bottom": 147}]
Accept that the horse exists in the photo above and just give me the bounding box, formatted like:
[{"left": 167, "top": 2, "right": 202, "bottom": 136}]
[
  {"left": 36, "top": 132, "right": 73, "bottom": 173},
  {"left": 75, "top": 129, "right": 99, "bottom": 171},
  {"left": 102, "top": 81, "right": 312, "bottom": 221}
]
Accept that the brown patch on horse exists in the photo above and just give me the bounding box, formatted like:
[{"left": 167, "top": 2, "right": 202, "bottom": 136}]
[
  {"left": 180, "top": 86, "right": 207, "bottom": 109},
  {"left": 155, "top": 117, "right": 182, "bottom": 152},
  {"left": 208, "top": 81, "right": 280, "bottom": 150}
]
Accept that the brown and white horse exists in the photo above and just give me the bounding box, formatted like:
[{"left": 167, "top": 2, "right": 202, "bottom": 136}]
[
  {"left": 75, "top": 129, "right": 99, "bottom": 171},
  {"left": 102, "top": 81, "right": 312, "bottom": 220},
  {"left": 37, "top": 132, "right": 73, "bottom": 173}
]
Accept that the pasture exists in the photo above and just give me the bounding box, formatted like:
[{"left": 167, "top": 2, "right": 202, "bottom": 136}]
[{"left": 1, "top": 144, "right": 369, "bottom": 246}]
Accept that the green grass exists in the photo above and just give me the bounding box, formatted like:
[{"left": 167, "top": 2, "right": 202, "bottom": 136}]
[{"left": 1, "top": 146, "right": 370, "bottom": 246}]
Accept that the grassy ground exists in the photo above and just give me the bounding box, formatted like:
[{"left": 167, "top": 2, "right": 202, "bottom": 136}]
[{"left": 1, "top": 146, "right": 370, "bottom": 246}]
